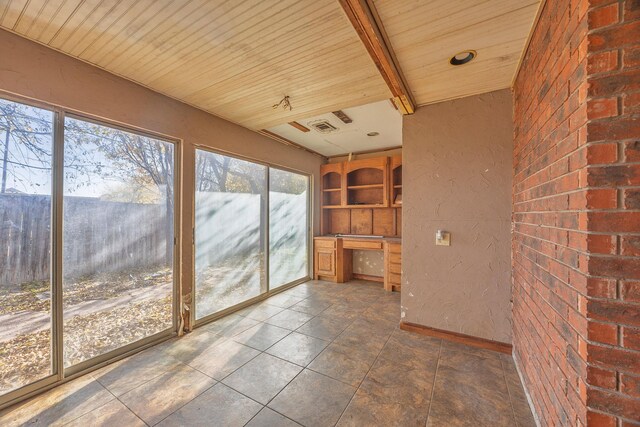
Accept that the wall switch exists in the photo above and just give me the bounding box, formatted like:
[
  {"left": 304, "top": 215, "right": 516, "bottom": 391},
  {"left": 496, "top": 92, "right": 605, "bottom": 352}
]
[{"left": 436, "top": 230, "right": 451, "bottom": 246}]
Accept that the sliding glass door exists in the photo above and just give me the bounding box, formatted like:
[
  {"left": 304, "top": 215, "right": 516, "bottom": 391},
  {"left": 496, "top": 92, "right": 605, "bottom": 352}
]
[
  {"left": 0, "top": 98, "right": 55, "bottom": 396},
  {"left": 269, "top": 168, "right": 309, "bottom": 288},
  {"left": 0, "top": 95, "right": 178, "bottom": 406},
  {"left": 62, "top": 117, "right": 176, "bottom": 369},
  {"left": 194, "top": 150, "right": 267, "bottom": 319},
  {"left": 194, "top": 149, "right": 310, "bottom": 322}
]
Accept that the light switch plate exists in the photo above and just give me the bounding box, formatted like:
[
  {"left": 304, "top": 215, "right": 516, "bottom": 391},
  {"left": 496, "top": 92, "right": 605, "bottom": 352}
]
[{"left": 436, "top": 231, "right": 451, "bottom": 246}]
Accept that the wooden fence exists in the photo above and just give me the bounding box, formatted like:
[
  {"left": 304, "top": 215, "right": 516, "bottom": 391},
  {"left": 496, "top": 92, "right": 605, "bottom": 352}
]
[{"left": 0, "top": 194, "right": 170, "bottom": 286}]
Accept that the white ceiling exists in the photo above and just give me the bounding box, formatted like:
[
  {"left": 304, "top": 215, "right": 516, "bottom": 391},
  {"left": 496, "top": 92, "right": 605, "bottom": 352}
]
[{"left": 267, "top": 100, "right": 402, "bottom": 157}]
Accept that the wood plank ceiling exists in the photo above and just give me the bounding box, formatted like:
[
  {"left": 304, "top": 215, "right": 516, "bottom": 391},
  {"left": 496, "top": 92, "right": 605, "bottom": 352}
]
[
  {"left": 372, "top": 0, "right": 541, "bottom": 106},
  {"left": 0, "top": 0, "right": 541, "bottom": 133},
  {"left": 0, "top": 0, "right": 391, "bottom": 130}
]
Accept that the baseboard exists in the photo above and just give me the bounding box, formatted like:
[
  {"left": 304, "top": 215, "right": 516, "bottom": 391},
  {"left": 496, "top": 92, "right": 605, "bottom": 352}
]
[
  {"left": 352, "top": 273, "right": 384, "bottom": 282},
  {"left": 399, "top": 321, "right": 512, "bottom": 354}
]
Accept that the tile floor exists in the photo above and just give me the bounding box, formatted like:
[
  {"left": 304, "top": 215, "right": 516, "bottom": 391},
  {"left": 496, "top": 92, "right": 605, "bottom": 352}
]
[{"left": 0, "top": 280, "right": 536, "bottom": 427}]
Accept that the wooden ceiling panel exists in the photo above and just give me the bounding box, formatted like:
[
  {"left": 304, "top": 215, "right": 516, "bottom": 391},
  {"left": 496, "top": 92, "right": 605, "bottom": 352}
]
[
  {"left": 0, "top": 0, "right": 390, "bottom": 129},
  {"left": 372, "top": 0, "right": 541, "bottom": 106}
]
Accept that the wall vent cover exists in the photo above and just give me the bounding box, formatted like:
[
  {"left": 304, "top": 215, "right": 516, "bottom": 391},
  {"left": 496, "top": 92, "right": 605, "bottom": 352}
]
[{"left": 308, "top": 120, "right": 338, "bottom": 134}]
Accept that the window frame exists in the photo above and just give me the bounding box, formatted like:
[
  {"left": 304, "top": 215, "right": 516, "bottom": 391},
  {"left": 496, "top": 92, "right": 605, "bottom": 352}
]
[
  {"left": 0, "top": 91, "right": 183, "bottom": 410},
  {"left": 191, "top": 145, "right": 313, "bottom": 328}
]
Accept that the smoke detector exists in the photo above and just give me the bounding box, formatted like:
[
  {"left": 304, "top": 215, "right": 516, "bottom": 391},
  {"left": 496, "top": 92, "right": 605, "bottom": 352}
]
[{"left": 308, "top": 120, "right": 338, "bottom": 134}]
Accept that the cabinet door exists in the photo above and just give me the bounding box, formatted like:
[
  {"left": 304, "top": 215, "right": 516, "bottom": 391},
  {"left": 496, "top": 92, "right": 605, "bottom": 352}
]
[{"left": 315, "top": 248, "right": 336, "bottom": 277}]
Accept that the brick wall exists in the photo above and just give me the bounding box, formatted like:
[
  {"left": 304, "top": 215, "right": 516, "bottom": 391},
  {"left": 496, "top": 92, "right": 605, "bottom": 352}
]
[
  {"left": 513, "top": 0, "right": 640, "bottom": 425},
  {"left": 585, "top": 0, "right": 640, "bottom": 424},
  {"left": 512, "top": 0, "right": 590, "bottom": 424}
]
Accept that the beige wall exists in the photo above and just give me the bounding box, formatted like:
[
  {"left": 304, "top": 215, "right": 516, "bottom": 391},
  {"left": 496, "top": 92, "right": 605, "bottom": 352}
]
[
  {"left": 402, "top": 89, "right": 513, "bottom": 343},
  {"left": 0, "top": 30, "right": 323, "bottom": 328}
]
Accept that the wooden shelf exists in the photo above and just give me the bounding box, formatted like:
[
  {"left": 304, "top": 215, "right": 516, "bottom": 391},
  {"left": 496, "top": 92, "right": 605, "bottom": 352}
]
[
  {"left": 348, "top": 184, "right": 383, "bottom": 189},
  {"left": 393, "top": 185, "right": 402, "bottom": 188},
  {"left": 345, "top": 203, "right": 385, "bottom": 208},
  {"left": 322, "top": 205, "right": 345, "bottom": 209},
  {"left": 322, "top": 188, "right": 341, "bottom": 192}
]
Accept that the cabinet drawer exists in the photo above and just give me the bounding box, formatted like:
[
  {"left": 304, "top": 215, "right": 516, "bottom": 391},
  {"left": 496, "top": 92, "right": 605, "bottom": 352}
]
[
  {"left": 388, "top": 252, "right": 401, "bottom": 264},
  {"left": 388, "top": 273, "right": 401, "bottom": 284},
  {"left": 315, "top": 239, "right": 336, "bottom": 249},
  {"left": 388, "top": 263, "right": 401, "bottom": 274},
  {"left": 343, "top": 240, "right": 383, "bottom": 250}
]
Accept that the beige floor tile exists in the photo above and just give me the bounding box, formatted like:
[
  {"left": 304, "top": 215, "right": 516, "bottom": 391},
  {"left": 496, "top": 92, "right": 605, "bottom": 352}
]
[
  {"left": 92, "top": 347, "right": 183, "bottom": 396},
  {"left": 360, "top": 357, "right": 436, "bottom": 406},
  {"left": 308, "top": 344, "right": 372, "bottom": 387},
  {"left": 201, "top": 314, "right": 260, "bottom": 337},
  {"left": 266, "top": 332, "right": 329, "bottom": 366},
  {"left": 289, "top": 299, "right": 331, "bottom": 316},
  {"left": 157, "top": 383, "right": 262, "bottom": 427},
  {"left": 264, "top": 309, "right": 314, "bottom": 330},
  {"left": 155, "top": 329, "right": 228, "bottom": 364},
  {"left": 268, "top": 370, "right": 356, "bottom": 427},
  {"left": 64, "top": 399, "right": 145, "bottom": 427},
  {"left": 231, "top": 323, "right": 290, "bottom": 351},
  {"left": 117, "top": 364, "right": 215, "bottom": 425},
  {"left": 187, "top": 340, "right": 261, "bottom": 380},
  {"left": 246, "top": 407, "right": 301, "bottom": 427},
  {"left": 337, "top": 389, "right": 429, "bottom": 427},
  {"left": 223, "top": 353, "right": 302, "bottom": 404},
  {"left": 236, "top": 302, "right": 284, "bottom": 321},
  {"left": 0, "top": 376, "right": 114, "bottom": 427},
  {"left": 296, "top": 316, "right": 348, "bottom": 341},
  {"left": 264, "top": 293, "right": 304, "bottom": 308}
]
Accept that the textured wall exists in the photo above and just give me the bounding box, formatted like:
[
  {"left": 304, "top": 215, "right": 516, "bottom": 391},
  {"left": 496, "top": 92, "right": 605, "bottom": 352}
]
[
  {"left": 0, "top": 29, "right": 323, "bottom": 329},
  {"left": 402, "top": 89, "right": 513, "bottom": 344}
]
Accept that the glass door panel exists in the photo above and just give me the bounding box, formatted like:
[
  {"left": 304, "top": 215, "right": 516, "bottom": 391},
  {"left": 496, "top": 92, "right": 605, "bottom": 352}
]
[
  {"left": 0, "top": 98, "right": 54, "bottom": 395},
  {"left": 194, "top": 150, "right": 266, "bottom": 319},
  {"left": 269, "top": 168, "right": 309, "bottom": 288},
  {"left": 62, "top": 117, "right": 175, "bottom": 368}
]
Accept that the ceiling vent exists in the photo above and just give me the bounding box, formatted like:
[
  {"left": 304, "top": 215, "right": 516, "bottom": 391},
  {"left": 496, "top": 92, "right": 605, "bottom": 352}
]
[{"left": 308, "top": 120, "right": 338, "bottom": 134}]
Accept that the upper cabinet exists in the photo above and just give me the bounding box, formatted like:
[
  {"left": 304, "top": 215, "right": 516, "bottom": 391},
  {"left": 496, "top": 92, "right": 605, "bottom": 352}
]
[
  {"left": 390, "top": 155, "right": 402, "bottom": 208},
  {"left": 344, "top": 157, "right": 389, "bottom": 208},
  {"left": 321, "top": 162, "right": 344, "bottom": 208}
]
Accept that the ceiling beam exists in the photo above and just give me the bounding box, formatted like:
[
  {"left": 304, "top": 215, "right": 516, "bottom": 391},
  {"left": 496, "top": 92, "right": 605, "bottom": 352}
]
[{"left": 338, "top": 0, "right": 415, "bottom": 114}]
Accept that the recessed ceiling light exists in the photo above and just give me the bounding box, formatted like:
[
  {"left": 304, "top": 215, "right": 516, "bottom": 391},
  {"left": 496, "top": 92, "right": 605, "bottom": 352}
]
[
  {"left": 367, "top": 132, "right": 379, "bottom": 137},
  {"left": 450, "top": 50, "right": 476, "bottom": 66}
]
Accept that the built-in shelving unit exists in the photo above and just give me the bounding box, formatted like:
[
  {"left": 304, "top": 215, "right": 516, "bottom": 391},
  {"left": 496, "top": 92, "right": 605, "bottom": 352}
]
[
  {"left": 320, "top": 155, "right": 401, "bottom": 237},
  {"left": 390, "top": 155, "right": 402, "bottom": 208}
]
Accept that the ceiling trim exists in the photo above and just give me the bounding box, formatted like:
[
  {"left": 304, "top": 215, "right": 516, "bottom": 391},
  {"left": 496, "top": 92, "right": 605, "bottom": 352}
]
[
  {"left": 257, "top": 129, "right": 326, "bottom": 158},
  {"left": 511, "top": 0, "right": 548, "bottom": 88},
  {"left": 338, "top": 0, "right": 415, "bottom": 114}
]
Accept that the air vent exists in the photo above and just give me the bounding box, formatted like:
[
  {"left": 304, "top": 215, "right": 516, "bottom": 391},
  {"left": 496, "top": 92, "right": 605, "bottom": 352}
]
[{"left": 308, "top": 120, "right": 338, "bottom": 134}]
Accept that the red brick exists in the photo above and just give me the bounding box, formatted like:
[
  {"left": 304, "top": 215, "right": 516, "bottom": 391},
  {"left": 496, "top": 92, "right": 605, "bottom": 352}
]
[
  {"left": 624, "top": 189, "right": 640, "bottom": 209},
  {"left": 588, "top": 50, "right": 619, "bottom": 74},
  {"left": 624, "top": 45, "right": 640, "bottom": 68},
  {"left": 624, "top": 141, "right": 640, "bottom": 161},
  {"left": 587, "top": 98, "right": 619, "bottom": 119},
  {"left": 621, "top": 373, "right": 640, "bottom": 398},
  {"left": 587, "top": 410, "right": 616, "bottom": 427},
  {"left": 589, "top": 20, "right": 640, "bottom": 52},
  {"left": 589, "top": 299, "right": 640, "bottom": 327},
  {"left": 588, "top": 388, "right": 640, "bottom": 422},
  {"left": 589, "top": 343, "right": 640, "bottom": 373},
  {"left": 589, "top": 321, "right": 618, "bottom": 345},
  {"left": 621, "top": 236, "right": 640, "bottom": 255},
  {"left": 589, "top": 3, "right": 620, "bottom": 29},
  {"left": 622, "top": 281, "right": 640, "bottom": 303},
  {"left": 588, "top": 366, "right": 617, "bottom": 389},
  {"left": 623, "top": 327, "right": 640, "bottom": 351}
]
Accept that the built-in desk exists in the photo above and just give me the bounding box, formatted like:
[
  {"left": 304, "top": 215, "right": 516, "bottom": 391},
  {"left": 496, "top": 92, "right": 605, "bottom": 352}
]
[{"left": 313, "top": 235, "right": 401, "bottom": 292}]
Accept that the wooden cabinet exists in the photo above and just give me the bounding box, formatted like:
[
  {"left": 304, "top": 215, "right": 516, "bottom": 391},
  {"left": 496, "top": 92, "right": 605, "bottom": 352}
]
[
  {"left": 313, "top": 237, "right": 351, "bottom": 282},
  {"left": 320, "top": 162, "right": 344, "bottom": 208},
  {"left": 390, "top": 155, "right": 402, "bottom": 208},
  {"left": 344, "top": 157, "right": 389, "bottom": 208},
  {"left": 384, "top": 242, "right": 402, "bottom": 292}
]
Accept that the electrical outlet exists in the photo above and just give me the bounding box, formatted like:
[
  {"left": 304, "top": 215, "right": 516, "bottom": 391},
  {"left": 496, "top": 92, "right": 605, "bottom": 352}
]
[{"left": 436, "top": 230, "right": 451, "bottom": 246}]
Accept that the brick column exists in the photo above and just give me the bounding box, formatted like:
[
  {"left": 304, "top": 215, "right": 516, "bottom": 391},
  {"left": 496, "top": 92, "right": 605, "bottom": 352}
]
[{"left": 584, "top": 0, "right": 640, "bottom": 424}]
